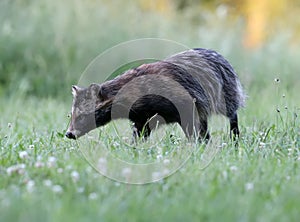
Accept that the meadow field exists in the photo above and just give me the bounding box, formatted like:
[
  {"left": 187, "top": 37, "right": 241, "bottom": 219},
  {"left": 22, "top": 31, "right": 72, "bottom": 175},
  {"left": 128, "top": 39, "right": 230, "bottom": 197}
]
[{"left": 1, "top": 1, "right": 300, "bottom": 221}]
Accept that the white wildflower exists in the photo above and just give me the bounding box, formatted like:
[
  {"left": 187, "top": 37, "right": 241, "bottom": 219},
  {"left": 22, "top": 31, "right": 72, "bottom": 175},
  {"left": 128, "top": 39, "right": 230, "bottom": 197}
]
[
  {"left": 52, "top": 185, "right": 63, "bottom": 194},
  {"left": 43, "top": 179, "right": 52, "bottom": 187},
  {"left": 77, "top": 187, "right": 84, "bottom": 193},
  {"left": 6, "top": 164, "right": 26, "bottom": 176},
  {"left": 222, "top": 171, "right": 228, "bottom": 180},
  {"left": 34, "top": 161, "right": 44, "bottom": 168},
  {"left": 19, "top": 151, "right": 29, "bottom": 159},
  {"left": 163, "top": 159, "right": 170, "bottom": 165},
  {"left": 218, "top": 143, "right": 227, "bottom": 149},
  {"left": 113, "top": 141, "right": 120, "bottom": 147},
  {"left": 57, "top": 168, "right": 63, "bottom": 174},
  {"left": 152, "top": 171, "right": 161, "bottom": 181},
  {"left": 229, "top": 165, "right": 238, "bottom": 172},
  {"left": 93, "top": 173, "right": 100, "bottom": 179},
  {"left": 71, "top": 171, "right": 80, "bottom": 182},
  {"left": 259, "top": 142, "right": 266, "bottom": 148},
  {"left": 97, "top": 158, "right": 107, "bottom": 173},
  {"left": 245, "top": 182, "right": 254, "bottom": 191},
  {"left": 156, "top": 154, "right": 163, "bottom": 160},
  {"left": 86, "top": 166, "right": 93, "bottom": 173},
  {"left": 88, "top": 192, "right": 98, "bottom": 200},
  {"left": 47, "top": 156, "right": 57, "bottom": 168},
  {"left": 26, "top": 180, "right": 35, "bottom": 193},
  {"left": 162, "top": 168, "right": 170, "bottom": 176},
  {"left": 121, "top": 168, "right": 132, "bottom": 178}
]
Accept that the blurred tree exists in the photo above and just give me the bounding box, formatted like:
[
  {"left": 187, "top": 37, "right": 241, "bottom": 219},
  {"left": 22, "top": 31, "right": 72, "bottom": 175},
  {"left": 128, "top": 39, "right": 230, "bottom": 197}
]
[
  {"left": 172, "top": 0, "right": 296, "bottom": 48},
  {"left": 242, "top": 0, "right": 287, "bottom": 48},
  {"left": 137, "top": 0, "right": 173, "bottom": 16}
]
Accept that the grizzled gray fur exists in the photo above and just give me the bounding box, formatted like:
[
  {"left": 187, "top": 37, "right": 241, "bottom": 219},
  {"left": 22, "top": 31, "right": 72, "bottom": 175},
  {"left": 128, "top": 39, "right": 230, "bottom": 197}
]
[{"left": 66, "top": 48, "right": 245, "bottom": 140}]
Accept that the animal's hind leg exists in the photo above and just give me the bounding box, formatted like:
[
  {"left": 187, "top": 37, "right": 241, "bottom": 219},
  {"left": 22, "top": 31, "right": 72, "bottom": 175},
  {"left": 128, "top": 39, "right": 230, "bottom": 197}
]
[
  {"left": 229, "top": 112, "right": 239, "bottom": 141},
  {"left": 199, "top": 119, "right": 210, "bottom": 141}
]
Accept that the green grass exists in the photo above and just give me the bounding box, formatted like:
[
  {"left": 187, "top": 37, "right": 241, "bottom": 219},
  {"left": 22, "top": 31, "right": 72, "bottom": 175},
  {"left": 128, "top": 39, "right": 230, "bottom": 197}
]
[
  {"left": 1, "top": 0, "right": 300, "bottom": 221},
  {"left": 0, "top": 95, "right": 299, "bottom": 221}
]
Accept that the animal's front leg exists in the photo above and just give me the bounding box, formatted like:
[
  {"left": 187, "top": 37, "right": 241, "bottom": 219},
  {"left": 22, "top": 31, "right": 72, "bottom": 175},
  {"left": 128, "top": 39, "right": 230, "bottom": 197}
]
[
  {"left": 180, "top": 118, "right": 210, "bottom": 143},
  {"left": 132, "top": 121, "right": 151, "bottom": 142}
]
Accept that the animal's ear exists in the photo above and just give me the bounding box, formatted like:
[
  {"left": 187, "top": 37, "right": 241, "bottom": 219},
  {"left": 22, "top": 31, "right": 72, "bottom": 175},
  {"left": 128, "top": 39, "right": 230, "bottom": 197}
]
[
  {"left": 72, "top": 85, "right": 82, "bottom": 96},
  {"left": 89, "top": 83, "right": 108, "bottom": 100},
  {"left": 89, "top": 83, "right": 102, "bottom": 98},
  {"left": 98, "top": 85, "right": 108, "bottom": 100}
]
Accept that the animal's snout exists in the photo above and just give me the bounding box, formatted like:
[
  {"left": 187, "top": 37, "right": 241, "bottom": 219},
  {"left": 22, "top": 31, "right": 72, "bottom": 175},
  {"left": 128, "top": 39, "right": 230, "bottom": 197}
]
[{"left": 65, "top": 131, "right": 76, "bottom": 140}]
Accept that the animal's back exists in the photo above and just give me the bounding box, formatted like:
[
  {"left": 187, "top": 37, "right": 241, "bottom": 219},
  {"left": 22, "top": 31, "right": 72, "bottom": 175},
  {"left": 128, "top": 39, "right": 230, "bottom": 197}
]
[{"left": 164, "top": 48, "right": 245, "bottom": 116}]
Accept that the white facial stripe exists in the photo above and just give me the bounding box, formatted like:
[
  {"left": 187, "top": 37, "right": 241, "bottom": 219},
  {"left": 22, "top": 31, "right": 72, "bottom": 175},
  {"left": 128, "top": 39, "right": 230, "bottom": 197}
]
[{"left": 72, "top": 88, "right": 77, "bottom": 97}]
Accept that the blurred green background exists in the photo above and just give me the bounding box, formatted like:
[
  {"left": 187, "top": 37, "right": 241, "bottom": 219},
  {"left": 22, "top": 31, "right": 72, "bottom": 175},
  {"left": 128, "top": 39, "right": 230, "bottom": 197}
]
[{"left": 1, "top": 0, "right": 299, "bottom": 100}]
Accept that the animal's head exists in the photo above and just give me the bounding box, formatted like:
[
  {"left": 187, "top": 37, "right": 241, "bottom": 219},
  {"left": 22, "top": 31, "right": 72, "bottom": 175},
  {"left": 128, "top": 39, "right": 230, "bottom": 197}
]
[{"left": 65, "top": 83, "right": 113, "bottom": 139}]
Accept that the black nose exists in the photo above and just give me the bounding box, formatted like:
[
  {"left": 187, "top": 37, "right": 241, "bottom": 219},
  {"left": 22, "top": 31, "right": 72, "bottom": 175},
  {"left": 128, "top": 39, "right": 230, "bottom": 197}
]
[{"left": 65, "top": 131, "right": 76, "bottom": 140}]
